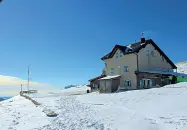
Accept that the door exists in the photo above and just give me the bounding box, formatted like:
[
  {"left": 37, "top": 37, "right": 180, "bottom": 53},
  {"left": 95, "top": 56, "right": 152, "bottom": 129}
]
[
  {"left": 147, "top": 79, "right": 152, "bottom": 88},
  {"left": 124, "top": 80, "right": 131, "bottom": 90},
  {"left": 147, "top": 80, "right": 149, "bottom": 88},
  {"left": 143, "top": 80, "right": 146, "bottom": 88},
  {"left": 106, "top": 80, "right": 111, "bottom": 92},
  {"left": 142, "top": 79, "right": 152, "bottom": 89}
]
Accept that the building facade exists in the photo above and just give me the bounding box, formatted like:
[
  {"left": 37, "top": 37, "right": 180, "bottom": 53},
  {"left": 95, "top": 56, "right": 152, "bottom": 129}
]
[{"left": 89, "top": 35, "right": 177, "bottom": 92}]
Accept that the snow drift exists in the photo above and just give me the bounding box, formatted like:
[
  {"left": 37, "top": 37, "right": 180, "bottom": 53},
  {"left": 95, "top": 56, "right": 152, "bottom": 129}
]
[{"left": 61, "top": 85, "right": 91, "bottom": 96}]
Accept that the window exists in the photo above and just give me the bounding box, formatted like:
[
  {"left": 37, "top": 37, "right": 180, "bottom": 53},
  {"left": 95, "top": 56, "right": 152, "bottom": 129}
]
[
  {"left": 93, "top": 84, "right": 98, "bottom": 88},
  {"left": 118, "top": 66, "right": 121, "bottom": 74},
  {"left": 147, "top": 49, "right": 150, "bottom": 56},
  {"left": 116, "top": 52, "right": 118, "bottom": 58},
  {"left": 124, "top": 66, "right": 129, "bottom": 72},
  {"left": 110, "top": 68, "right": 115, "bottom": 74},
  {"left": 169, "top": 69, "right": 173, "bottom": 72},
  {"left": 163, "top": 68, "right": 168, "bottom": 72},
  {"left": 125, "top": 48, "right": 129, "bottom": 53},
  {"left": 124, "top": 80, "right": 131, "bottom": 88},
  {"left": 120, "top": 51, "right": 123, "bottom": 57},
  {"left": 162, "top": 56, "right": 164, "bottom": 62},
  {"left": 161, "top": 68, "right": 165, "bottom": 72},
  {"left": 151, "top": 50, "right": 155, "bottom": 57}
]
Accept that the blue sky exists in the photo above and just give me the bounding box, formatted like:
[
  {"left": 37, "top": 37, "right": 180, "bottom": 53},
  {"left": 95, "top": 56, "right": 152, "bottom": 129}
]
[{"left": 0, "top": 0, "right": 187, "bottom": 88}]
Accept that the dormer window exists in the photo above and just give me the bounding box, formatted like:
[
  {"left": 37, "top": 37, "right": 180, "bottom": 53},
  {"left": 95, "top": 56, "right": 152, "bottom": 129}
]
[
  {"left": 120, "top": 51, "right": 123, "bottom": 57},
  {"left": 116, "top": 52, "right": 118, "bottom": 58},
  {"left": 125, "top": 48, "right": 130, "bottom": 53}
]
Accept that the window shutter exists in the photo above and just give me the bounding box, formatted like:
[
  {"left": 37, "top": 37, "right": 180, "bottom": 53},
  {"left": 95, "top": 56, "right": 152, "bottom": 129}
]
[
  {"left": 151, "top": 50, "right": 154, "bottom": 57},
  {"left": 110, "top": 68, "right": 115, "bottom": 74},
  {"left": 116, "top": 52, "right": 118, "bottom": 58},
  {"left": 150, "top": 80, "right": 152, "bottom": 87},
  {"left": 124, "top": 80, "right": 127, "bottom": 87},
  {"left": 140, "top": 80, "right": 142, "bottom": 88},
  {"left": 120, "top": 51, "right": 123, "bottom": 57},
  {"left": 147, "top": 50, "right": 150, "bottom": 56}
]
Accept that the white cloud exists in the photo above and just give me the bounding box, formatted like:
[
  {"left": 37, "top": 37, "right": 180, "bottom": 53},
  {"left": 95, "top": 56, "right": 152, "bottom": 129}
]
[
  {"left": 0, "top": 75, "right": 56, "bottom": 96},
  {"left": 0, "top": 75, "right": 50, "bottom": 87}
]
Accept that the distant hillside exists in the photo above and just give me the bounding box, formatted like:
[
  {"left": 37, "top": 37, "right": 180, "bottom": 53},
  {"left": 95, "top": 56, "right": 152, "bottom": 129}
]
[
  {"left": 0, "top": 97, "right": 11, "bottom": 102},
  {"left": 0, "top": 97, "right": 4, "bottom": 101},
  {"left": 176, "top": 61, "right": 187, "bottom": 74}
]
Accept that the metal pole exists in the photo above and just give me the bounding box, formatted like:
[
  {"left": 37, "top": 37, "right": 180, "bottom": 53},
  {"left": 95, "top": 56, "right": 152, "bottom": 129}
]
[
  {"left": 28, "top": 66, "right": 30, "bottom": 91},
  {"left": 21, "top": 84, "right": 22, "bottom": 92}
]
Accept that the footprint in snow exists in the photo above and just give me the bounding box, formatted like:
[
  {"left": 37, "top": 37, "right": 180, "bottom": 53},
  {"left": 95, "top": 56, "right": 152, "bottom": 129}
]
[
  {"left": 159, "top": 117, "right": 171, "bottom": 120},
  {"left": 8, "top": 126, "right": 13, "bottom": 130}
]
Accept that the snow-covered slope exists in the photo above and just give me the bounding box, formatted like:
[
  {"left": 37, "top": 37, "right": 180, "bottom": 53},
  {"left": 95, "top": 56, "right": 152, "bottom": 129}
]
[
  {"left": 61, "top": 85, "right": 91, "bottom": 96},
  {"left": 77, "top": 82, "right": 187, "bottom": 130},
  {"left": 0, "top": 96, "right": 50, "bottom": 130},
  {"left": 176, "top": 61, "right": 187, "bottom": 74},
  {"left": 1, "top": 83, "right": 187, "bottom": 130}
]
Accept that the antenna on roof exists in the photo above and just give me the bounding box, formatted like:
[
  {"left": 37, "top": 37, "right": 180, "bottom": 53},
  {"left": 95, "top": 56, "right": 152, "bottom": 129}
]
[
  {"left": 142, "top": 31, "right": 153, "bottom": 39},
  {"left": 141, "top": 32, "right": 145, "bottom": 43},
  {"left": 141, "top": 32, "right": 144, "bottom": 38}
]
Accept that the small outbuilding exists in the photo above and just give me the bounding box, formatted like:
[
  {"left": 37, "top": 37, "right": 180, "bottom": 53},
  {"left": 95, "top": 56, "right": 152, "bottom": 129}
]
[
  {"left": 88, "top": 75, "right": 106, "bottom": 91},
  {"left": 99, "top": 75, "right": 121, "bottom": 93}
]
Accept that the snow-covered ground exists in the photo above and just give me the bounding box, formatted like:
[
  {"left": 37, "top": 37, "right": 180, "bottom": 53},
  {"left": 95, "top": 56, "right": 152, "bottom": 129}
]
[
  {"left": 176, "top": 61, "right": 187, "bottom": 74},
  {"left": 1, "top": 83, "right": 187, "bottom": 130},
  {"left": 0, "top": 95, "right": 50, "bottom": 130}
]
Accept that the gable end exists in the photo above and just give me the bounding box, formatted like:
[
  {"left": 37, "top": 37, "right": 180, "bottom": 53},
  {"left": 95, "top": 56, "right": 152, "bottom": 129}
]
[{"left": 136, "top": 39, "right": 177, "bottom": 69}]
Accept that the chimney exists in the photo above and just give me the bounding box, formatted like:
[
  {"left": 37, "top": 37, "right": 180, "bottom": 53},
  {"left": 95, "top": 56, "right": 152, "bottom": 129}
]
[{"left": 141, "top": 32, "right": 145, "bottom": 43}]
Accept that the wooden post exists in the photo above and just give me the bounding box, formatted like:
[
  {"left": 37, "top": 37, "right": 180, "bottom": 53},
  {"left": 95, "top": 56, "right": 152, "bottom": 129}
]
[{"left": 21, "top": 84, "right": 22, "bottom": 92}]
